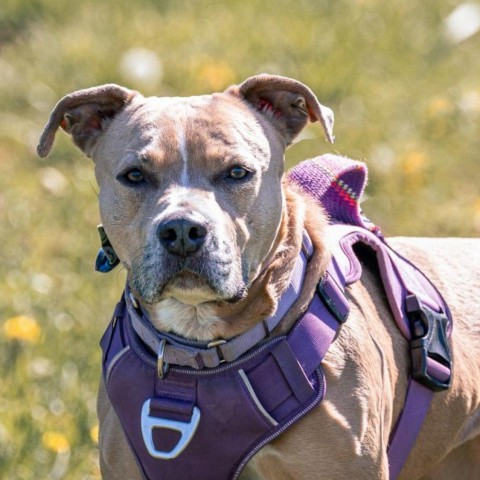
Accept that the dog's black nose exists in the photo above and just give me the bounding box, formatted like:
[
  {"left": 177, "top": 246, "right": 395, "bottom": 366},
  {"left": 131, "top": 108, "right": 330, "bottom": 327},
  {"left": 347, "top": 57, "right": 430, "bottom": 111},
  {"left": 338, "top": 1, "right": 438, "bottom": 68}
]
[{"left": 157, "top": 218, "right": 207, "bottom": 256}]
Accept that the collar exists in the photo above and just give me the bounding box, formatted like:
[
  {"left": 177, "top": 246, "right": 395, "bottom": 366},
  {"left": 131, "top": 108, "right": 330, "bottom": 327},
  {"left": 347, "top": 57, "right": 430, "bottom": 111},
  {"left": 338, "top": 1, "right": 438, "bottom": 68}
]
[{"left": 126, "top": 232, "right": 314, "bottom": 374}]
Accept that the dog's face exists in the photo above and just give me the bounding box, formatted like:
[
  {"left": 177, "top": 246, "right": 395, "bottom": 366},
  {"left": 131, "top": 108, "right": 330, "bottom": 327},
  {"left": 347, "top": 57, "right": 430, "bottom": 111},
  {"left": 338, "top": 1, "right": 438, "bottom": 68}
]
[
  {"left": 38, "top": 75, "right": 333, "bottom": 312},
  {"left": 96, "top": 94, "right": 286, "bottom": 306}
]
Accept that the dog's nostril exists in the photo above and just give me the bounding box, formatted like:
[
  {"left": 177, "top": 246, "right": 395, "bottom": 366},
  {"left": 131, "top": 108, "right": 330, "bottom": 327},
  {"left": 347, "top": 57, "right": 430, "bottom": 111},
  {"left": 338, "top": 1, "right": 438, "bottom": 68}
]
[
  {"left": 188, "top": 226, "right": 207, "bottom": 241},
  {"left": 160, "top": 228, "right": 177, "bottom": 242},
  {"left": 157, "top": 218, "right": 207, "bottom": 256}
]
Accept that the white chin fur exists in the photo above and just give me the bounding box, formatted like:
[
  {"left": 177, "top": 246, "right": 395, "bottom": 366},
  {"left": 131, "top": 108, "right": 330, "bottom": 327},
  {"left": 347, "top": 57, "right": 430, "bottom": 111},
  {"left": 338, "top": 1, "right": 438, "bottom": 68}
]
[{"left": 148, "top": 297, "right": 225, "bottom": 341}]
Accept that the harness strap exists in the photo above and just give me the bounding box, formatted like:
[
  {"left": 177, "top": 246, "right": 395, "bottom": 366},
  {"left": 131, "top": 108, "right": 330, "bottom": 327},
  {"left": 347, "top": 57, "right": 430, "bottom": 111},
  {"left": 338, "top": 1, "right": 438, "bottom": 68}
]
[
  {"left": 246, "top": 278, "right": 348, "bottom": 421},
  {"left": 333, "top": 232, "right": 451, "bottom": 479},
  {"left": 323, "top": 224, "right": 452, "bottom": 478},
  {"left": 388, "top": 381, "right": 434, "bottom": 478},
  {"left": 387, "top": 300, "right": 452, "bottom": 479},
  {"left": 389, "top": 334, "right": 455, "bottom": 479},
  {"left": 288, "top": 292, "right": 343, "bottom": 374},
  {"left": 246, "top": 342, "right": 315, "bottom": 415},
  {"left": 328, "top": 224, "right": 451, "bottom": 338}
]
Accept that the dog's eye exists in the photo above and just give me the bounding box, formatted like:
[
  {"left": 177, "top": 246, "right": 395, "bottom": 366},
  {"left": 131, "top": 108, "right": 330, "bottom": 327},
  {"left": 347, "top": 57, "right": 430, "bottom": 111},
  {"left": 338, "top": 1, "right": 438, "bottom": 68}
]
[
  {"left": 123, "top": 168, "right": 145, "bottom": 184},
  {"left": 226, "top": 166, "right": 250, "bottom": 180}
]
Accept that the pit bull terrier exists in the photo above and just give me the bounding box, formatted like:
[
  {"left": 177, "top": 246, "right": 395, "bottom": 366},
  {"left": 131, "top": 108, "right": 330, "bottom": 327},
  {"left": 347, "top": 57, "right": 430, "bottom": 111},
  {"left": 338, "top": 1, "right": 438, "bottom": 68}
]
[{"left": 38, "top": 75, "right": 480, "bottom": 479}]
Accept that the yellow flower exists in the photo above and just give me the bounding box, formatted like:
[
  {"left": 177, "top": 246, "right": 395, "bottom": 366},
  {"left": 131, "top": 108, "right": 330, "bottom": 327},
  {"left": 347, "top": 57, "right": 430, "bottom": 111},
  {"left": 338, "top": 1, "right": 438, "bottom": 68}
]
[
  {"left": 90, "top": 424, "right": 99, "bottom": 444},
  {"left": 42, "top": 431, "right": 70, "bottom": 453},
  {"left": 403, "top": 151, "right": 427, "bottom": 175},
  {"left": 427, "top": 96, "right": 453, "bottom": 117},
  {"left": 3, "top": 316, "right": 41, "bottom": 343}
]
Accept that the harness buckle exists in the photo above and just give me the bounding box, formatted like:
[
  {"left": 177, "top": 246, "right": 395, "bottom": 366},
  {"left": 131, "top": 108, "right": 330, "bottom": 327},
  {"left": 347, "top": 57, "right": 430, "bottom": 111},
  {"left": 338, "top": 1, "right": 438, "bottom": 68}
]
[
  {"left": 317, "top": 273, "right": 349, "bottom": 324},
  {"left": 207, "top": 339, "right": 227, "bottom": 364},
  {"left": 406, "top": 294, "right": 452, "bottom": 392}
]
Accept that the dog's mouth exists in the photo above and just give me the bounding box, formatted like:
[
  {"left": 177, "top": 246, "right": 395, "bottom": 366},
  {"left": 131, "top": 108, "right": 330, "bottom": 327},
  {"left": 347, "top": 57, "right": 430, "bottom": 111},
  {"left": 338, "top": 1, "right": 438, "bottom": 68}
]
[
  {"left": 167, "top": 270, "right": 209, "bottom": 290},
  {"left": 129, "top": 247, "right": 246, "bottom": 306},
  {"left": 163, "top": 270, "right": 246, "bottom": 305}
]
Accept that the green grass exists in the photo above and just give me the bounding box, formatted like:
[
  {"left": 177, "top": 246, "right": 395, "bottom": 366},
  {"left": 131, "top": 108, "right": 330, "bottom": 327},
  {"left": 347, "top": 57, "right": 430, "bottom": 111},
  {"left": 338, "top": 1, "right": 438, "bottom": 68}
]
[{"left": 0, "top": 1, "right": 479, "bottom": 478}]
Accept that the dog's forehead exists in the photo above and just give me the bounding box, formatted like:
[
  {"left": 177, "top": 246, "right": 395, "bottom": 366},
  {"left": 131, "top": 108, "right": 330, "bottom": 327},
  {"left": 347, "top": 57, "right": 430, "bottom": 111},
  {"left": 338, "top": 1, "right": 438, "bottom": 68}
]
[{"left": 117, "top": 93, "right": 272, "bottom": 167}]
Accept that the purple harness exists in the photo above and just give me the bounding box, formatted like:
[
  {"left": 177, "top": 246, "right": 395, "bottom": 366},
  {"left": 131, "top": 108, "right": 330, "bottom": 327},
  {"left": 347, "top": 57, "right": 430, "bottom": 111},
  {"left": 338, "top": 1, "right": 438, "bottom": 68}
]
[{"left": 100, "top": 155, "right": 452, "bottom": 480}]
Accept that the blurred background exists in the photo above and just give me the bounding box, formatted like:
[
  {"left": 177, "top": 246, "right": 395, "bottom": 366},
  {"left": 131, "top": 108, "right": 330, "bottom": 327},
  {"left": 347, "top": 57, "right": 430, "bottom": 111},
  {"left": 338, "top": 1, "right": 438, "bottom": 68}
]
[{"left": 0, "top": 0, "right": 479, "bottom": 478}]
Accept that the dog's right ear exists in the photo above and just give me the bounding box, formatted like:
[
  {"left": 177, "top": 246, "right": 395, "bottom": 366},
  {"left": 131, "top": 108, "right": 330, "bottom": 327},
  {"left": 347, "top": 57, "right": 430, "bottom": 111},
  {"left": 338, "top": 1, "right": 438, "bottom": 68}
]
[
  {"left": 231, "top": 74, "right": 334, "bottom": 146},
  {"left": 37, "top": 84, "right": 138, "bottom": 158}
]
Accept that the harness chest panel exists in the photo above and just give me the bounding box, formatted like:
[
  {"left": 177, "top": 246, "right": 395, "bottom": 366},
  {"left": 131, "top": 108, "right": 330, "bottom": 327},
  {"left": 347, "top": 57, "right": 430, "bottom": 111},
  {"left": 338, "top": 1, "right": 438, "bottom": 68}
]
[{"left": 101, "top": 297, "right": 328, "bottom": 480}]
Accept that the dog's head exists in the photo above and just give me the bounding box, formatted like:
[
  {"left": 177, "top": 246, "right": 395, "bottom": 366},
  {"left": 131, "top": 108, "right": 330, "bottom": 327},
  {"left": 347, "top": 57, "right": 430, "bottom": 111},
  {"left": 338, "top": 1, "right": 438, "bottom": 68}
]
[{"left": 38, "top": 75, "right": 333, "bottom": 334}]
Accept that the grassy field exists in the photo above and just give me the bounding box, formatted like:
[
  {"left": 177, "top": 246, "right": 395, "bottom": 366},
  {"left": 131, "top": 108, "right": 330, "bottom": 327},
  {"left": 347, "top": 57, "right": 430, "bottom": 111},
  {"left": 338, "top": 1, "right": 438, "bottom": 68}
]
[{"left": 0, "top": 1, "right": 479, "bottom": 478}]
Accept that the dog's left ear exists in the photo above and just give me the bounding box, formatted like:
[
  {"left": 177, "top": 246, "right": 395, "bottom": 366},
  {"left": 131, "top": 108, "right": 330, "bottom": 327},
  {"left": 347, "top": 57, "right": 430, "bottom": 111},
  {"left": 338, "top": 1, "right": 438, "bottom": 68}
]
[
  {"left": 37, "top": 84, "right": 138, "bottom": 158},
  {"left": 232, "top": 74, "right": 334, "bottom": 145}
]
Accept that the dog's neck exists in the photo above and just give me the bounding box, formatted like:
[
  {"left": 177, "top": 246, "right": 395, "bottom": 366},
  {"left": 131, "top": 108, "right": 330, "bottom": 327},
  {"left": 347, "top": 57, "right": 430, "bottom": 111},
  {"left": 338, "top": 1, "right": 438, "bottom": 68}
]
[{"left": 141, "top": 185, "right": 330, "bottom": 341}]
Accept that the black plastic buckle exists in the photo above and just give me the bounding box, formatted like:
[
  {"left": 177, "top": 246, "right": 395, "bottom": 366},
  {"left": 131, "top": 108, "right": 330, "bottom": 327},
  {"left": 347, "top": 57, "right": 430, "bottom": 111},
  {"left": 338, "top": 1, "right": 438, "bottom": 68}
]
[
  {"left": 406, "top": 294, "right": 452, "bottom": 392},
  {"left": 317, "top": 273, "right": 349, "bottom": 324}
]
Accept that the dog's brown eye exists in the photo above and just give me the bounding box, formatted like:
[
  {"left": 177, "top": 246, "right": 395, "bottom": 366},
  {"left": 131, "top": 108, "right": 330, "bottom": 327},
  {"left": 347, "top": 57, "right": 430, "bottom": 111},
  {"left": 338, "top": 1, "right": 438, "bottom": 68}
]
[
  {"left": 124, "top": 168, "right": 144, "bottom": 184},
  {"left": 227, "top": 166, "right": 249, "bottom": 180}
]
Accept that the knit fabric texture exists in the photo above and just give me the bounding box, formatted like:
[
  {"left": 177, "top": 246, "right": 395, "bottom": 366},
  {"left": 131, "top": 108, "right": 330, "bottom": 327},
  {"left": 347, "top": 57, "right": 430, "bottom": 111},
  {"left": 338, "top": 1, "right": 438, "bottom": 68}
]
[{"left": 287, "top": 154, "right": 376, "bottom": 231}]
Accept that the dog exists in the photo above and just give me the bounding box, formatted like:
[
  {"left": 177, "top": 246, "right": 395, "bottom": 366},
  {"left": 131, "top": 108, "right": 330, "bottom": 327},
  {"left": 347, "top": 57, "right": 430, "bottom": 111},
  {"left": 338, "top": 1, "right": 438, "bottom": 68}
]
[{"left": 38, "top": 74, "right": 480, "bottom": 479}]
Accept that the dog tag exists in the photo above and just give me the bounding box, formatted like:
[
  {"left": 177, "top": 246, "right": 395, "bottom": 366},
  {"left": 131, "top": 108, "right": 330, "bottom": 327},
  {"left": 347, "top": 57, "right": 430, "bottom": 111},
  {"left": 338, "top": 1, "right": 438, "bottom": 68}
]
[{"left": 95, "top": 225, "right": 120, "bottom": 273}]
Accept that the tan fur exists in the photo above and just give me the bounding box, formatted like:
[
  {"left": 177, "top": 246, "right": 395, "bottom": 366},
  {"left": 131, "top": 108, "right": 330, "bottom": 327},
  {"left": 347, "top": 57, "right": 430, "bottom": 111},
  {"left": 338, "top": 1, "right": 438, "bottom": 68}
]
[
  {"left": 243, "top": 237, "right": 480, "bottom": 480},
  {"left": 39, "top": 75, "right": 480, "bottom": 479}
]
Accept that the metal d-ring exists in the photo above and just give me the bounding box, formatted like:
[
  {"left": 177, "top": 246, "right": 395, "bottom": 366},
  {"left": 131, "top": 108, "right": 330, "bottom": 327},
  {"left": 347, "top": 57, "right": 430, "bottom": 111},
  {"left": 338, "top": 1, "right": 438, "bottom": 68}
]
[{"left": 157, "top": 338, "right": 169, "bottom": 379}]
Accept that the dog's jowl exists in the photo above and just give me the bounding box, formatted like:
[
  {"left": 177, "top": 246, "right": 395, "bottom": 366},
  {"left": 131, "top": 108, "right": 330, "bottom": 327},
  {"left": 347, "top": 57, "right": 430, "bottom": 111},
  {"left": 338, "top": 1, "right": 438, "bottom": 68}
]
[{"left": 39, "top": 75, "right": 480, "bottom": 480}]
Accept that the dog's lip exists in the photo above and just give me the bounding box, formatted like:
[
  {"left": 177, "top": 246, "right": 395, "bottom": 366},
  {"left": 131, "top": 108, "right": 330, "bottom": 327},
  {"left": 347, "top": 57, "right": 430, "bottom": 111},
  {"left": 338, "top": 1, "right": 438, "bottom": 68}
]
[
  {"left": 160, "top": 271, "right": 227, "bottom": 304},
  {"left": 161, "top": 268, "right": 245, "bottom": 303},
  {"left": 169, "top": 256, "right": 233, "bottom": 277},
  {"left": 168, "top": 269, "right": 208, "bottom": 284},
  {"left": 161, "top": 268, "right": 216, "bottom": 291}
]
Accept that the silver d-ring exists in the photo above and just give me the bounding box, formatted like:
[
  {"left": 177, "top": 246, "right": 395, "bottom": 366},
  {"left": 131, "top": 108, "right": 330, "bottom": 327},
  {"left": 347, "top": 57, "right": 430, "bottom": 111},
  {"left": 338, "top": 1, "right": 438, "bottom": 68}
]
[
  {"left": 129, "top": 292, "right": 139, "bottom": 310},
  {"left": 157, "top": 338, "right": 169, "bottom": 379}
]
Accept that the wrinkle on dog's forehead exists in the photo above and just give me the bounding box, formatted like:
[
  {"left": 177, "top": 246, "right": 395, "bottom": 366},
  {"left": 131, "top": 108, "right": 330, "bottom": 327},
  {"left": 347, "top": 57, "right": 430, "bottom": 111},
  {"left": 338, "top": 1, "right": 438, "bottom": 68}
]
[
  {"left": 182, "top": 95, "right": 273, "bottom": 168},
  {"left": 118, "top": 94, "right": 273, "bottom": 176}
]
